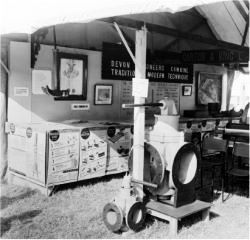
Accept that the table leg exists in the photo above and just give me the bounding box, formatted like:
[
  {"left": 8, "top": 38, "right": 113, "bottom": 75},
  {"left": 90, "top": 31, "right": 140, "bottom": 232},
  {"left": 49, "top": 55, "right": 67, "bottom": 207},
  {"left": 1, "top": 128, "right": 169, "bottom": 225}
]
[
  {"left": 202, "top": 208, "right": 210, "bottom": 222},
  {"left": 169, "top": 217, "right": 178, "bottom": 237}
]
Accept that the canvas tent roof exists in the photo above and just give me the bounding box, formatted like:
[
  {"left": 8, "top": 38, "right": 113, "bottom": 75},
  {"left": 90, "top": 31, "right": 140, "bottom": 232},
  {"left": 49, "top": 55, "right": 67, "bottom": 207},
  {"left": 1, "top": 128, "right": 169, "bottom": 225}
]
[
  {"left": 1, "top": 0, "right": 249, "bottom": 46},
  {"left": 1, "top": 0, "right": 249, "bottom": 69},
  {"left": 0, "top": 0, "right": 230, "bottom": 34}
]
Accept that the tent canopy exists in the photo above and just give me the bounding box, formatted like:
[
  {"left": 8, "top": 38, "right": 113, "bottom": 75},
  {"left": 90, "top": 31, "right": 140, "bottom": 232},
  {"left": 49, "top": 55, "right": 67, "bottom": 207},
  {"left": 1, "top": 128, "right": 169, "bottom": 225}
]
[
  {"left": 1, "top": 0, "right": 227, "bottom": 34},
  {"left": 1, "top": 0, "right": 249, "bottom": 69}
]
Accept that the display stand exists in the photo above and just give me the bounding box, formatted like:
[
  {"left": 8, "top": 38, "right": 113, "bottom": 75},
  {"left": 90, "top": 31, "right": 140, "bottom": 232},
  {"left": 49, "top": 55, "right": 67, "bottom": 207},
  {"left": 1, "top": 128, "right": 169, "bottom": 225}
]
[{"left": 146, "top": 200, "right": 211, "bottom": 237}]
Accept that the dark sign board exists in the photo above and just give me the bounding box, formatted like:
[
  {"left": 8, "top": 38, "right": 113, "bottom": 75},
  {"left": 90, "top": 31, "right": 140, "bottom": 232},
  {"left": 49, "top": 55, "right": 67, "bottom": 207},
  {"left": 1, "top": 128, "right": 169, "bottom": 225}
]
[
  {"left": 181, "top": 49, "right": 249, "bottom": 64},
  {"left": 102, "top": 42, "right": 193, "bottom": 83}
]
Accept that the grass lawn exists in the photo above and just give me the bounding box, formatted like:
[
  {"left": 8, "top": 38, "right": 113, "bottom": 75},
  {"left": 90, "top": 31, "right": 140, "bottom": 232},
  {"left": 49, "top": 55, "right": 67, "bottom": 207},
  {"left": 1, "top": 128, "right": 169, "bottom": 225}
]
[{"left": 0, "top": 173, "right": 249, "bottom": 239}]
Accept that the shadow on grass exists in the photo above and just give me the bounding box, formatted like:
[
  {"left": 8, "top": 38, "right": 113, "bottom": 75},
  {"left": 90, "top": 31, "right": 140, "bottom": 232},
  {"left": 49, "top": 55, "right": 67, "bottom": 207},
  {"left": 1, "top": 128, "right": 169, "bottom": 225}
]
[
  {"left": 221, "top": 183, "right": 249, "bottom": 203},
  {"left": 113, "top": 214, "right": 155, "bottom": 235},
  {"left": 144, "top": 214, "right": 156, "bottom": 228},
  {"left": 0, "top": 190, "right": 37, "bottom": 210},
  {"left": 52, "top": 172, "right": 126, "bottom": 194},
  {"left": 196, "top": 165, "right": 249, "bottom": 203},
  {"left": 196, "top": 180, "right": 249, "bottom": 203},
  {"left": 209, "top": 211, "right": 220, "bottom": 219},
  {"left": 225, "top": 180, "right": 249, "bottom": 196},
  {"left": 0, "top": 209, "right": 41, "bottom": 236},
  {"left": 144, "top": 209, "right": 220, "bottom": 233},
  {"left": 179, "top": 210, "right": 220, "bottom": 231}
]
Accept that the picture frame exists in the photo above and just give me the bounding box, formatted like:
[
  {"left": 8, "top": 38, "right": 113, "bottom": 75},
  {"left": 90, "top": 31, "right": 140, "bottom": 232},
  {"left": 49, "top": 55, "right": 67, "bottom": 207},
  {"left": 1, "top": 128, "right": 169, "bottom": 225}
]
[
  {"left": 55, "top": 52, "right": 88, "bottom": 100},
  {"left": 94, "top": 84, "right": 113, "bottom": 105},
  {"left": 182, "top": 85, "right": 192, "bottom": 96},
  {"left": 196, "top": 72, "right": 222, "bottom": 105}
]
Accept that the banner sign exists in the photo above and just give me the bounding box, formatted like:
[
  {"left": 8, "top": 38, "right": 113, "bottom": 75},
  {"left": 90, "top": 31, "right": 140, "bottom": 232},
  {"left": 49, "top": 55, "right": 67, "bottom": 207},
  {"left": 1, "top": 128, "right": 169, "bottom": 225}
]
[
  {"left": 181, "top": 49, "right": 249, "bottom": 64},
  {"left": 102, "top": 42, "right": 193, "bottom": 83}
]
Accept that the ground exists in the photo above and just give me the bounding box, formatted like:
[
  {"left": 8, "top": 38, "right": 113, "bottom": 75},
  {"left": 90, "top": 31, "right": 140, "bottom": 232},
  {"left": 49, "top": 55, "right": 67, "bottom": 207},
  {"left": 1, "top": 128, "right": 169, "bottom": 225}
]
[{"left": 0, "top": 173, "right": 249, "bottom": 239}]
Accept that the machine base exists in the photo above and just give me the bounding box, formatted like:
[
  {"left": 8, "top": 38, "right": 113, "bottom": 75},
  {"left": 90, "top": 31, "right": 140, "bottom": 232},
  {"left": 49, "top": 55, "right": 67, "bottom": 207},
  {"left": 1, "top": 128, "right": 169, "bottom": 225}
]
[{"left": 146, "top": 200, "right": 211, "bottom": 237}]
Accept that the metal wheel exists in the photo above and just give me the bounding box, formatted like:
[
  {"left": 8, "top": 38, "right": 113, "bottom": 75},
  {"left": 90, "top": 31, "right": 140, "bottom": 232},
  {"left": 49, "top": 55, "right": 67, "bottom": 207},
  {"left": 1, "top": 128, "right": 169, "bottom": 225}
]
[
  {"left": 125, "top": 201, "right": 146, "bottom": 231},
  {"left": 103, "top": 202, "right": 124, "bottom": 232}
]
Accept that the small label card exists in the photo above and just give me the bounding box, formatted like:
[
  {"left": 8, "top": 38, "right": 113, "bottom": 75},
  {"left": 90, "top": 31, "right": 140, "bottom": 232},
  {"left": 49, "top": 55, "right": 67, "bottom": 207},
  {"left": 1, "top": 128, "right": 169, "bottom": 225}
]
[
  {"left": 132, "top": 78, "right": 149, "bottom": 98},
  {"left": 71, "top": 103, "right": 90, "bottom": 110}
]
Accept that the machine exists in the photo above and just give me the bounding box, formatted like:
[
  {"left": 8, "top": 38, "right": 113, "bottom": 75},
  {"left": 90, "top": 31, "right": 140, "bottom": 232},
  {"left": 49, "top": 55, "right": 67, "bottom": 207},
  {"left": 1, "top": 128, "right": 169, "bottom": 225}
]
[{"left": 103, "top": 98, "right": 200, "bottom": 232}]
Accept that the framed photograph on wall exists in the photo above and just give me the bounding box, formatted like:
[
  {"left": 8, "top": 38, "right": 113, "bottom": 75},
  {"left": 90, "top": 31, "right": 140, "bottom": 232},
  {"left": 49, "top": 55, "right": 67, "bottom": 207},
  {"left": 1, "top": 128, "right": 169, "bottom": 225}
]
[
  {"left": 55, "top": 52, "right": 88, "bottom": 100},
  {"left": 196, "top": 72, "right": 222, "bottom": 105},
  {"left": 182, "top": 85, "right": 192, "bottom": 96},
  {"left": 94, "top": 85, "right": 113, "bottom": 105}
]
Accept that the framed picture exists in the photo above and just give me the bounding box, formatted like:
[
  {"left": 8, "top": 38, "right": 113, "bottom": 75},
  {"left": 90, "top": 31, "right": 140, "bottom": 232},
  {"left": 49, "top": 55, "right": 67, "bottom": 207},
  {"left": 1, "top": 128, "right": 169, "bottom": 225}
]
[
  {"left": 55, "top": 52, "right": 88, "bottom": 100},
  {"left": 94, "top": 85, "right": 113, "bottom": 105},
  {"left": 196, "top": 72, "right": 222, "bottom": 105},
  {"left": 182, "top": 85, "right": 192, "bottom": 96}
]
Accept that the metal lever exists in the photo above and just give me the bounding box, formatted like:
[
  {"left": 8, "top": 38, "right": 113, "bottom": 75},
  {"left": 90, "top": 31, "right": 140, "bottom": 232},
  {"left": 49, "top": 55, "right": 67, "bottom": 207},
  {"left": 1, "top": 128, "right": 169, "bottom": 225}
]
[
  {"left": 131, "top": 178, "right": 158, "bottom": 188},
  {"left": 122, "top": 103, "right": 163, "bottom": 109}
]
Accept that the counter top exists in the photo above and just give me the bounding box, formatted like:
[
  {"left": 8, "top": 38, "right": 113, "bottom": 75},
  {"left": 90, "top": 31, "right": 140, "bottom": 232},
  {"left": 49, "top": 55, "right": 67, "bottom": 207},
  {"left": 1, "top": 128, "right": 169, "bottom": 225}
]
[
  {"left": 179, "top": 116, "right": 241, "bottom": 123},
  {"left": 6, "top": 116, "right": 241, "bottom": 132}
]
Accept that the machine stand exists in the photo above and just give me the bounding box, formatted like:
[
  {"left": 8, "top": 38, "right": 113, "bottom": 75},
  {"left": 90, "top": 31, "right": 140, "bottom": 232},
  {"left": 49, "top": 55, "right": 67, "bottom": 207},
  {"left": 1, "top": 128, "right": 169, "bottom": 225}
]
[{"left": 146, "top": 200, "right": 211, "bottom": 237}]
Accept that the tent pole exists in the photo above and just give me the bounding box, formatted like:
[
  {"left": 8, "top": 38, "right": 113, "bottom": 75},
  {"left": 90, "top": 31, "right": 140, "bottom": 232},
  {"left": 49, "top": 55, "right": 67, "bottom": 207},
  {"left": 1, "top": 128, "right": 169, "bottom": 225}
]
[
  {"left": 132, "top": 26, "right": 147, "bottom": 200},
  {"left": 113, "top": 22, "right": 136, "bottom": 64},
  {"left": 0, "top": 47, "right": 9, "bottom": 181},
  {"left": 113, "top": 23, "right": 147, "bottom": 200}
]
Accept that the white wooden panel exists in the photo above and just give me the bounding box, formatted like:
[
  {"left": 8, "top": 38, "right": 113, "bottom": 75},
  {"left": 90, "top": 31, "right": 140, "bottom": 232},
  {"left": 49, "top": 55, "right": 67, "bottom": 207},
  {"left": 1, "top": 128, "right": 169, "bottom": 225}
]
[{"left": 8, "top": 42, "right": 31, "bottom": 123}]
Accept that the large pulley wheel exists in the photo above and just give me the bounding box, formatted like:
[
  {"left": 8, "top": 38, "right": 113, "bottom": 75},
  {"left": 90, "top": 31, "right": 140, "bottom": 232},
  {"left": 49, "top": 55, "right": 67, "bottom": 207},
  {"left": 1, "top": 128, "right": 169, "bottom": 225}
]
[
  {"left": 125, "top": 201, "right": 146, "bottom": 231},
  {"left": 103, "top": 202, "right": 124, "bottom": 232},
  {"left": 128, "top": 142, "right": 165, "bottom": 192}
]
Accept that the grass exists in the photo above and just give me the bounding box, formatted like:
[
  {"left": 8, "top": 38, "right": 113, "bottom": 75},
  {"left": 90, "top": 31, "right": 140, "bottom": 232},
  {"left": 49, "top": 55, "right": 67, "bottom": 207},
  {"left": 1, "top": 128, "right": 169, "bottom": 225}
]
[{"left": 0, "top": 172, "right": 249, "bottom": 239}]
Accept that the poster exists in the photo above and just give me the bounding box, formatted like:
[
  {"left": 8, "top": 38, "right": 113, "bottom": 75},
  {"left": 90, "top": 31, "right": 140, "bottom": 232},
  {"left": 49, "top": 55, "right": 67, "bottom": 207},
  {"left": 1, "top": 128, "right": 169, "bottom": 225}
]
[
  {"left": 196, "top": 72, "right": 222, "bottom": 105},
  {"left": 120, "top": 81, "right": 180, "bottom": 119},
  {"left": 60, "top": 58, "right": 83, "bottom": 95},
  {"left": 32, "top": 69, "right": 52, "bottom": 94}
]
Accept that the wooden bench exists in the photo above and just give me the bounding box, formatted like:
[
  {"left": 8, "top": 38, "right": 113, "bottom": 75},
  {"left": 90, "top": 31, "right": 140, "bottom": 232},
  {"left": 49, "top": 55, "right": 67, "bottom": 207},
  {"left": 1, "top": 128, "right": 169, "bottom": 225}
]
[{"left": 146, "top": 200, "right": 211, "bottom": 237}]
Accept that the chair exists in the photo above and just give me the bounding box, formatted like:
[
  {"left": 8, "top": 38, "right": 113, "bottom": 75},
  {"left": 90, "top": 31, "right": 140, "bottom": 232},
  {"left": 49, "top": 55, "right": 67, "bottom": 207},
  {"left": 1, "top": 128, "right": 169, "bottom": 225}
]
[
  {"left": 200, "top": 132, "right": 228, "bottom": 200},
  {"left": 223, "top": 141, "right": 249, "bottom": 201}
]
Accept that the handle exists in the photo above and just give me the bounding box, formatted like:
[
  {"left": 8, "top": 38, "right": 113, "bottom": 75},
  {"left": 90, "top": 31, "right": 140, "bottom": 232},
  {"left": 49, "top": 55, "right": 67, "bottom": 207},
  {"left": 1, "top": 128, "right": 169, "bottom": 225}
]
[
  {"left": 131, "top": 178, "right": 158, "bottom": 188},
  {"left": 122, "top": 103, "right": 163, "bottom": 109}
]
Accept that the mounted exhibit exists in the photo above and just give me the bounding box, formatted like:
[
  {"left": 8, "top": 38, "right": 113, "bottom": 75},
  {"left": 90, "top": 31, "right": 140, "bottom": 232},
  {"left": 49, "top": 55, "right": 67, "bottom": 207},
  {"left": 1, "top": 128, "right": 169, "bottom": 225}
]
[
  {"left": 182, "top": 85, "right": 192, "bottom": 96},
  {"left": 54, "top": 52, "right": 88, "bottom": 100},
  {"left": 196, "top": 72, "right": 222, "bottom": 105},
  {"left": 94, "top": 84, "right": 113, "bottom": 105}
]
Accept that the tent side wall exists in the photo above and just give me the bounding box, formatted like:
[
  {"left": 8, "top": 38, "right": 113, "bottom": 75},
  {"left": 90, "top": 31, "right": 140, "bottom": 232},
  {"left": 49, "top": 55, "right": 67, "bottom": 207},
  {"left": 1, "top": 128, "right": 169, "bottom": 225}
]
[
  {"left": 1, "top": 38, "right": 8, "bottom": 180},
  {"left": 1, "top": 34, "right": 28, "bottom": 180},
  {"left": 8, "top": 41, "right": 229, "bottom": 123},
  {"left": 8, "top": 42, "right": 123, "bottom": 123}
]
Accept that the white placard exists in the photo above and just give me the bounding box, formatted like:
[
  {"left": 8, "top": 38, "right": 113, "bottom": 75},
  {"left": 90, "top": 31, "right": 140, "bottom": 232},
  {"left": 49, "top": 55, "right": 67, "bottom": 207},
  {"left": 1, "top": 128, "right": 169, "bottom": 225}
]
[
  {"left": 14, "top": 87, "right": 29, "bottom": 96},
  {"left": 32, "top": 69, "right": 52, "bottom": 94},
  {"left": 132, "top": 78, "right": 149, "bottom": 98},
  {"left": 71, "top": 103, "right": 90, "bottom": 110}
]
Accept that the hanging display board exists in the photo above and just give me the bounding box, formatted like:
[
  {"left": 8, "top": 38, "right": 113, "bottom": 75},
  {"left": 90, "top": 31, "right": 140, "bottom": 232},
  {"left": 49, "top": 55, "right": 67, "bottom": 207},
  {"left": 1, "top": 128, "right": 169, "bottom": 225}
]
[
  {"left": 181, "top": 49, "right": 249, "bottom": 63},
  {"left": 120, "top": 81, "right": 180, "bottom": 119},
  {"left": 102, "top": 42, "right": 193, "bottom": 83}
]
